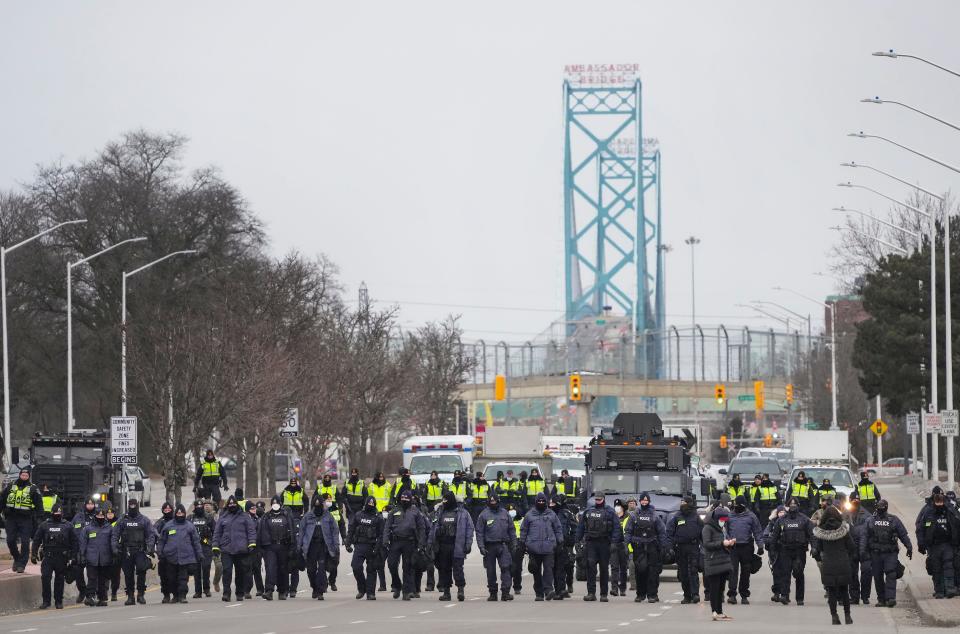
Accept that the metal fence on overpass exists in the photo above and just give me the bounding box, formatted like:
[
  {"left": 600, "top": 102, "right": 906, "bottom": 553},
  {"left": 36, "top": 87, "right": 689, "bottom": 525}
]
[{"left": 465, "top": 324, "right": 825, "bottom": 385}]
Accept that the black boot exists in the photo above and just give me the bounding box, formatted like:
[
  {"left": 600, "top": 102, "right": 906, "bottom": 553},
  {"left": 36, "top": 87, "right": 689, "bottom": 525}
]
[
  {"left": 844, "top": 609, "right": 853, "bottom": 624},
  {"left": 439, "top": 591, "right": 451, "bottom": 601},
  {"left": 831, "top": 613, "right": 841, "bottom": 625},
  {"left": 457, "top": 587, "right": 465, "bottom": 601},
  {"left": 124, "top": 594, "right": 135, "bottom": 606},
  {"left": 137, "top": 594, "right": 146, "bottom": 605},
  {"left": 488, "top": 592, "right": 498, "bottom": 601}
]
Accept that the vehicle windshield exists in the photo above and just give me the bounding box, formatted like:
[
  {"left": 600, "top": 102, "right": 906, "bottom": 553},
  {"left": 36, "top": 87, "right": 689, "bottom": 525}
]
[
  {"left": 730, "top": 460, "right": 780, "bottom": 476},
  {"left": 483, "top": 464, "right": 537, "bottom": 481},
  {"left": 33, "top": 446, "right": 103, "bottom": 464},
  {"left": 795, "top": 468, "right": 853, "bottom": 487},
  {"left": 590, "top": 472, "right": 636, "bottom": 494},
  {"left": 552, "top": 456, "right": 585, "bottom": 473},
  {"left": 409, "top": 455, "right": 463, "bottom": 475},
  {"left": 637, "top": 472, "right": 684, "bottom": 496}
]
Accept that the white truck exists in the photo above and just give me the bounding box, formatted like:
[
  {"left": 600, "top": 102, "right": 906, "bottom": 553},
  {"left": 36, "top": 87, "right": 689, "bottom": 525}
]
[
  {"left": 476, "top": 427, "right": 552, "bottom": 479},
  {"left": 401, "top": 435, "right": 475, "bottom": 485},
  {"left": 792, "top": 430, "right": 850, "bottom": 464}
]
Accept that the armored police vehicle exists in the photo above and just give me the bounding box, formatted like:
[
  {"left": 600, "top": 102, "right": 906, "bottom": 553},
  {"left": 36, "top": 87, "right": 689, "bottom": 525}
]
[
  {"left": 29, "top": 431, "right": 135, "bottom": 518},
  {"left": 584, "top": 413, "right": 713, "bottom": 523}
]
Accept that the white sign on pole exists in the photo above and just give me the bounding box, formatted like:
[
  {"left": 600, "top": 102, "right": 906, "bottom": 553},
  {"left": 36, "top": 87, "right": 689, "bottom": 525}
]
[
  {"left": 925, "top": 411, "right": 943, "bottom": 434},
  {"left": 906, "top": 412, "right": 920, "bottom": 435},
  {"left": 280, "top": 408, "right": 299, "bottom": 438},
  {"left": 110, "top": 416, "right": 138, "bottom": 465},
  {"left": 942, "top": 410, "right": 959, "bottom": 437}
]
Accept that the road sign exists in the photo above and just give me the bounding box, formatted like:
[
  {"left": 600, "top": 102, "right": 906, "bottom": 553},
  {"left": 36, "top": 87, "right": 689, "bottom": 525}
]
[
  {"left": 869, "top": 419, "right": 888, "bottom": 437},
  {"left": 906, "top": 412, "right": 920, "bottom": 435},
  {"left": 924, "top": 411, "right": 943, "bottom": 434},
  {"left": 942, "top": 410, "right": 959, "bottom": 437},
  {"left": 280, "top": 408, "right": 299, "bottom": 438},
  {"left": 737, "top": 395, "right": 755, "bottom": 402},
  {"left": 110, "top": 416, "right": 138, "bottom": 465}
]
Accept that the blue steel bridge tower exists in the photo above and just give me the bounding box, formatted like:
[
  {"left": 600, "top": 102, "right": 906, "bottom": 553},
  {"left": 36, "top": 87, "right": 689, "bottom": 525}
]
[{"left": 562, "top": 72, "right": 663, "bottom": 377}]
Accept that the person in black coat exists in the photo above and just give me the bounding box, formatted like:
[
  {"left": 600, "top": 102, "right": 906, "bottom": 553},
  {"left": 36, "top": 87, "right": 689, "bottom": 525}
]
[
  {"left": 702, "top": 506, "right": 735, "bottom": 621},
  {"left": 811, "top": 505, "right": 856, "bottom": 625}
]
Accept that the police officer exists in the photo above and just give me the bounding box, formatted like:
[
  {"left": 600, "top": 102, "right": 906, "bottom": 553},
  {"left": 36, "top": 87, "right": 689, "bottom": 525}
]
[
  {"left": 39, "top": 484, "right": 57, "bottom": 520},
  {"left": 726, "top": 495, "right": 763, "bottom": 604},
  {"left": 382, "top": 489, "right": 425, "bottom": 600},
  {"left": 520, "top": 491, "right": 563, "bottom": 601},
  {"left": 502, "top": 470, "right": 522, "bottom": 510},
  {"left": 194, "top": 449, "right": 228, "bottom": 505},
  {"left": 468, "top": 472, "right": 490, "bottom": 526},
  {"left": 476, "top": 492, "right": 515, "bottom": 601},
  {"left": 448, "top": 471, "right": 468, "bottom": 506},
  {"left": 844, "top": 494, "right": 872, "bottom": 605},
  {"left": 610, "top": 499, "right": 630, "bottom": 596},
  {"left": 342, "top": 468, "right": 367, "bottom": 520},
  {"left": 421, "top": 471, "right": 446, "bottom": 512},
  {"left": 428, "top": 491, "right": 472, "bottom": 601},
  {"left": 212, "top": 496, "right": 258, "bottom": 602},
  {"left": 666, "top": 495, "right": 704, "bottom": 604},
  {"left": 318, "top": 492, "right": 348, "bottom": 592},
  {"left": 577, "top": 491, "right": 622, "bottom": 602},
  {"left": 817, "top": 478, "right": 838, "bottom": 507},
  {"left": 492, "top": 471, "right": 509, "bottom": 506},
  {"left": 0, "top": 467, "right": 42, "bottom": 573},
  {"left": 786, "top": 471, "right": 816, "bottom": 517},
  {"left": 258, "top": 495, "right": 294, "bottom": 601},
  {"left": 412, "top": 493, "right": 433, "bottom": 595},
  {"left": 70, "top": 498, "right": 97, "bottom": 603},
  {"left": 392, "top": 468, "right": 415, "bottom": 504},
  {"left": 31, "top": 502, "right": 76, "bottom": 609},
  {"left": 155, "top": 502, "right": 175, "bottom": 601},
  {"left": 856, "top": 471, "right": 881, "bottom": 514},
  {"left": 157, "top": 504, "right": 202, "bottom": 603},
  {"left": 346, "top": 495, "right": 384, "bottom": 600},
  {"left": 78, "top": 504, "right": 114, "bottom": 606},
  {"left": 751, "top": 474, "right": 781, "bottom": 528},
  {"left": 368, "top": 472, "right": 391, "bottom": 513},
  {"left": 112, "top": 499, "right": 156, "bottom": 605},
  {"left": 917, "top": 492, "right": 957, "bottom": 598},
  {"left": 300, "top": 495, "right": 340, "bottom": 600},
  {"left": 552, "top": 469, "right": 579, "bottom": 501},
  {"left": 525, "top": 468, "right": 546, "bottom": 509},
  {"left": 190, "top": 499, "right": 215, "bottom": 598},
  {"left": 283, "top": 477, "right": 308, "bottom": 518},
  {"left": 862, "top": 499, "right": 912, "bottom": 607},
  {"left": 771, "top": 498, "right": 813, "bottom": 605},
  {"left": 727, "top": 474, "right": 749, "bottom": 500},
  {"left": 624, "top": 492, "right": 667, "bottom": 603},
  {"left": 549, "top": 495, "right": 577, "bottom": 599},
  {"left": 104, "top": 505, "right": 122, "bottom": 601}
]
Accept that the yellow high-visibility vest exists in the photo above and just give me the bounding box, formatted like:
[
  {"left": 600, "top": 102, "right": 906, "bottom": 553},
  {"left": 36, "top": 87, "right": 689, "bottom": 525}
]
[
  {"left": 449, "top": 482, "right": 467, "bottom": 500},
  {"left": 282, "top": 490, "right": 304, "bottom": 508},
  {"left": 470, "top": 483, "right": 489, "bottom": 500},
  {"left": 857, "top": 483, "right": 877, "bottom": 501},
  {"left": 791, "top": 482, "right": 811, "bottom": 499},
  {"left": 317, "top": 485, "right": 337, "bottom": 501},
  {"left": 425, "top": 483, "right": 444, "bottom": 501},
  {"left": 6, "top": 486, "right": 34, "bottom": 511},
  {"left": 526, "top": 479, "right": 545, "bottom": 496},
  {"left": 42, "top": 494, "right": 58, "bottom": 513},
  {"left": 201, "top": 461, "right": 221, "bottom": 477},
  {"left": 368, "top": 483, "right": 390, "bottom": 511},
  {"left": 555, "top": 480, "right": 578, "bottom": 498}
]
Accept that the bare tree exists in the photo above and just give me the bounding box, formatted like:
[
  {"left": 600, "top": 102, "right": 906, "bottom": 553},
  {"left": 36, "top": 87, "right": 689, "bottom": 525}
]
[{"left": 404, "top": 317, "right": 474, "bottom": 435}]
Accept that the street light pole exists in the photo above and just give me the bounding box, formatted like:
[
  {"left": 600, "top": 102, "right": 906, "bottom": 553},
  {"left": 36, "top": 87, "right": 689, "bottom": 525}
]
[
  {"left": 839, "top": 178, "right": 941, "bottom": 480},
  {"left": 774, "top": 286, "right": 839, "bottom": 430},
  {"left": 753, "top": 300, "right": 814, "bottom": 425},
  {"left": 121, "top": 250, "right": 197, "bottom": 417},
  {"left": 685, "top": 237, "right": 700, "bottom": 381},
  {"left": 872, "top": 50, "right": 960, "bottom": 80},
  {"left": 1, "top": 219, "right": 87, "bottom": 466},
  {"left": 67, "top": 237, "right": 147, "bottom": 432}
]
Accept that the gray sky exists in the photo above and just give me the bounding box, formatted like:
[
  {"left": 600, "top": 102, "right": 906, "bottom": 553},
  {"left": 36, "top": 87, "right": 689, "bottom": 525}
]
[{"left": 2, "top": 1, "right": 959, "bottom": 342}]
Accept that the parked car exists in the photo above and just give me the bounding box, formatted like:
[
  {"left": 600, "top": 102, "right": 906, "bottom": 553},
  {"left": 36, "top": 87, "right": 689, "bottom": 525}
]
[{"left": 720, "top": 457, "right": 786, "bottom": 490}]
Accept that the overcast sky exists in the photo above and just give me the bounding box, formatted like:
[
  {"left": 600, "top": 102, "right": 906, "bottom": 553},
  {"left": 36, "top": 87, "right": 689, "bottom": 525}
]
[{"left": 2, "top": 1, "right": 959, "bottom": 343}]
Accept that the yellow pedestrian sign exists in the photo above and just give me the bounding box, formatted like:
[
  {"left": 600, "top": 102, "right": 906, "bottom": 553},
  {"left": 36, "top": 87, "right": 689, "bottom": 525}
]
[{"left": 870, "top": 419, "right": 888, "bottom": 437}]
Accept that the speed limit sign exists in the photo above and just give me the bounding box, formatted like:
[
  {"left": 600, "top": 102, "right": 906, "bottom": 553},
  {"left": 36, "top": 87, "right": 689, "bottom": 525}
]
[{"left": 280, "top": 408, "right": 299, "bottom": 438}]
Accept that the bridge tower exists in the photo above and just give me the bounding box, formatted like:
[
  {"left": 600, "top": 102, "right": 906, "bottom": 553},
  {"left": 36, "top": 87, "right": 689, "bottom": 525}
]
[{"left": 562, "top": 65, "right": 663, "bottom": 375}]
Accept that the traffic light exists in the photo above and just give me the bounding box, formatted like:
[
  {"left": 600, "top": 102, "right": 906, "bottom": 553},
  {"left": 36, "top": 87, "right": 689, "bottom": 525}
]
[
  {"left": 714, "top": 383, "right": 726, "bottom": 405},
  {"left": 719, "top": 435, "right": 728, "bottom": 449},
  {"left": 494, "top": 374, "right": 506, "bottom": 401},
  {"left": 569, "top": 374, "right": 582, "bottom": 402},
  {"left": 764, "top": 433, "right": 773, "bottom": 448},
  {"left": 754, "top": 380, "right": 765, "bottom": 410},
  {"left": 785, "top": 383, "right": 794, "bottom": 405}
]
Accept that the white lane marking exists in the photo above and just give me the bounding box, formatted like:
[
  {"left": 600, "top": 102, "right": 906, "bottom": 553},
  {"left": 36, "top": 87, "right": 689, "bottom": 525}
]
[
  {"left": 182, "top": 610, "right": 204, "bottom": 614},
  {"left": 418, "top": 610, "right": 433, "bottom": 614},
  {"left": 662, "top": 605, "right": 672, "bottom": 610},
  {"left": 469, "top": 597, "right": 481, "bottom": 601},
  {"left": 619, "top": 623, "right": 631, "bottom": 626},
  {"left": 391, "top": 616, "right": 405, "bottom": 619},
  {"left": 633, "top": 619, "right": 646, "bottom": 623},
  {"left": 595, "top": 630, "right": 609, "bottom": 633},
  {"left": 226, "top": 603, "right": 243, "bottom": 608},
  {"left": 673, "top": 591, "right": 684, "bottom": 595},
  {"left": 647, "top": 613, "right": 662, "bottom": 617},
  {"left": 349, "top": 621, "right": 366, "bottom": 625},
  {"left": 131, "top": 615, "right": 155, "bottom": 619},
  {"left": 445, "top": 603, "right": 457, "bottom": 608},
  {"left": 76, "top": 623, "right": 101, "bottom": 627},
  {"left": 13, "top": 629, "right": 37, "bottom": 633},
  {"left": 310, "top": 627, "right": 328, "bottom": 630}
]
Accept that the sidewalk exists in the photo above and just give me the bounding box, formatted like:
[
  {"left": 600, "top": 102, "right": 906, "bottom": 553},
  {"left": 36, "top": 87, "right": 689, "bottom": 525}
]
[{"left": 880, "top": 477, "right": 960, "bottom": 627}]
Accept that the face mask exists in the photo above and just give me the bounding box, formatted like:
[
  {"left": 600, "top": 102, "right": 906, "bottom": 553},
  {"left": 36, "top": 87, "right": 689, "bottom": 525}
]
[
  {"left": 128, "top": 506, "right": 138, "bottom": 516},
  {"left": 680, "top": 503, "right": 689, "bottom": 512},
  {"left": 271, "top": 503, "right": 281, "bottom": 511},
  {"left": 382, "top": 511, "right": 389, "bottom": 519},
  {"left": 443, "top": 499, "right": 456, "bottom": 510},
  {"left": 194, "top": 507, "right": 204, "bottom": 516},
  {"left": 324, "top": 501, "right": 333, "bottom": 509},
  {"left": 735, "top": 505, "right": 745, "bottom": 513},
  {"left": 718, "top": 520, "right": 727, "bottom": 528},
  {"left": 322, "top": 479, "right": 331, "bottom": 486},
  {"left": 936, "top": 505, "right": 946, "bottom": 513},
  {"left": 488, "top": 502, "right": 498, "bottom": 510},
  {"left": 614, "top": 505, "right": 623, "bottom": 514},
  {"left": 536, "top": 501, "right": 547, "bottom": 511},
  {"left": 400, "top": 499, "right": 411, "bottom": 509},
  {"left": 175, "top": 513, "right": 186, "bottom": 522},
  {"left": 778, "top": 511, "right": 786, "bottom": 518},
  {"left": 595, "top": 500, "right": 604, "bottom": 508},
  {"left": 52, "top": 513, "right": 63, "bottom": 521},
  {"left": 366, "top": 503, "right": 376, "bottom": 512},
  {"left": 162, "top": 509, "right": 173, "bottom": 519},
  {"left": 95, "top": 515, "right": 106, "bottom": 525},
  {"left": 788, "top": 507, "right": 798, "bottom": 516},
  {"left": 228, "top": 505, "right": 238, "bottom": 513},
  {"left": 350, "top": 474, "right": 358, "bottom": 482},
  {"left": 509, "top": 509, "right": 517, "bottom": 518}
]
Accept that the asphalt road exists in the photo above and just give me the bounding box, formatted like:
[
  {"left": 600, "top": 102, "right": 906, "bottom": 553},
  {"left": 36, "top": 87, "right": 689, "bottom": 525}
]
[{"left": 0, "top": 538, "right": 932, "bottom": 634}]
